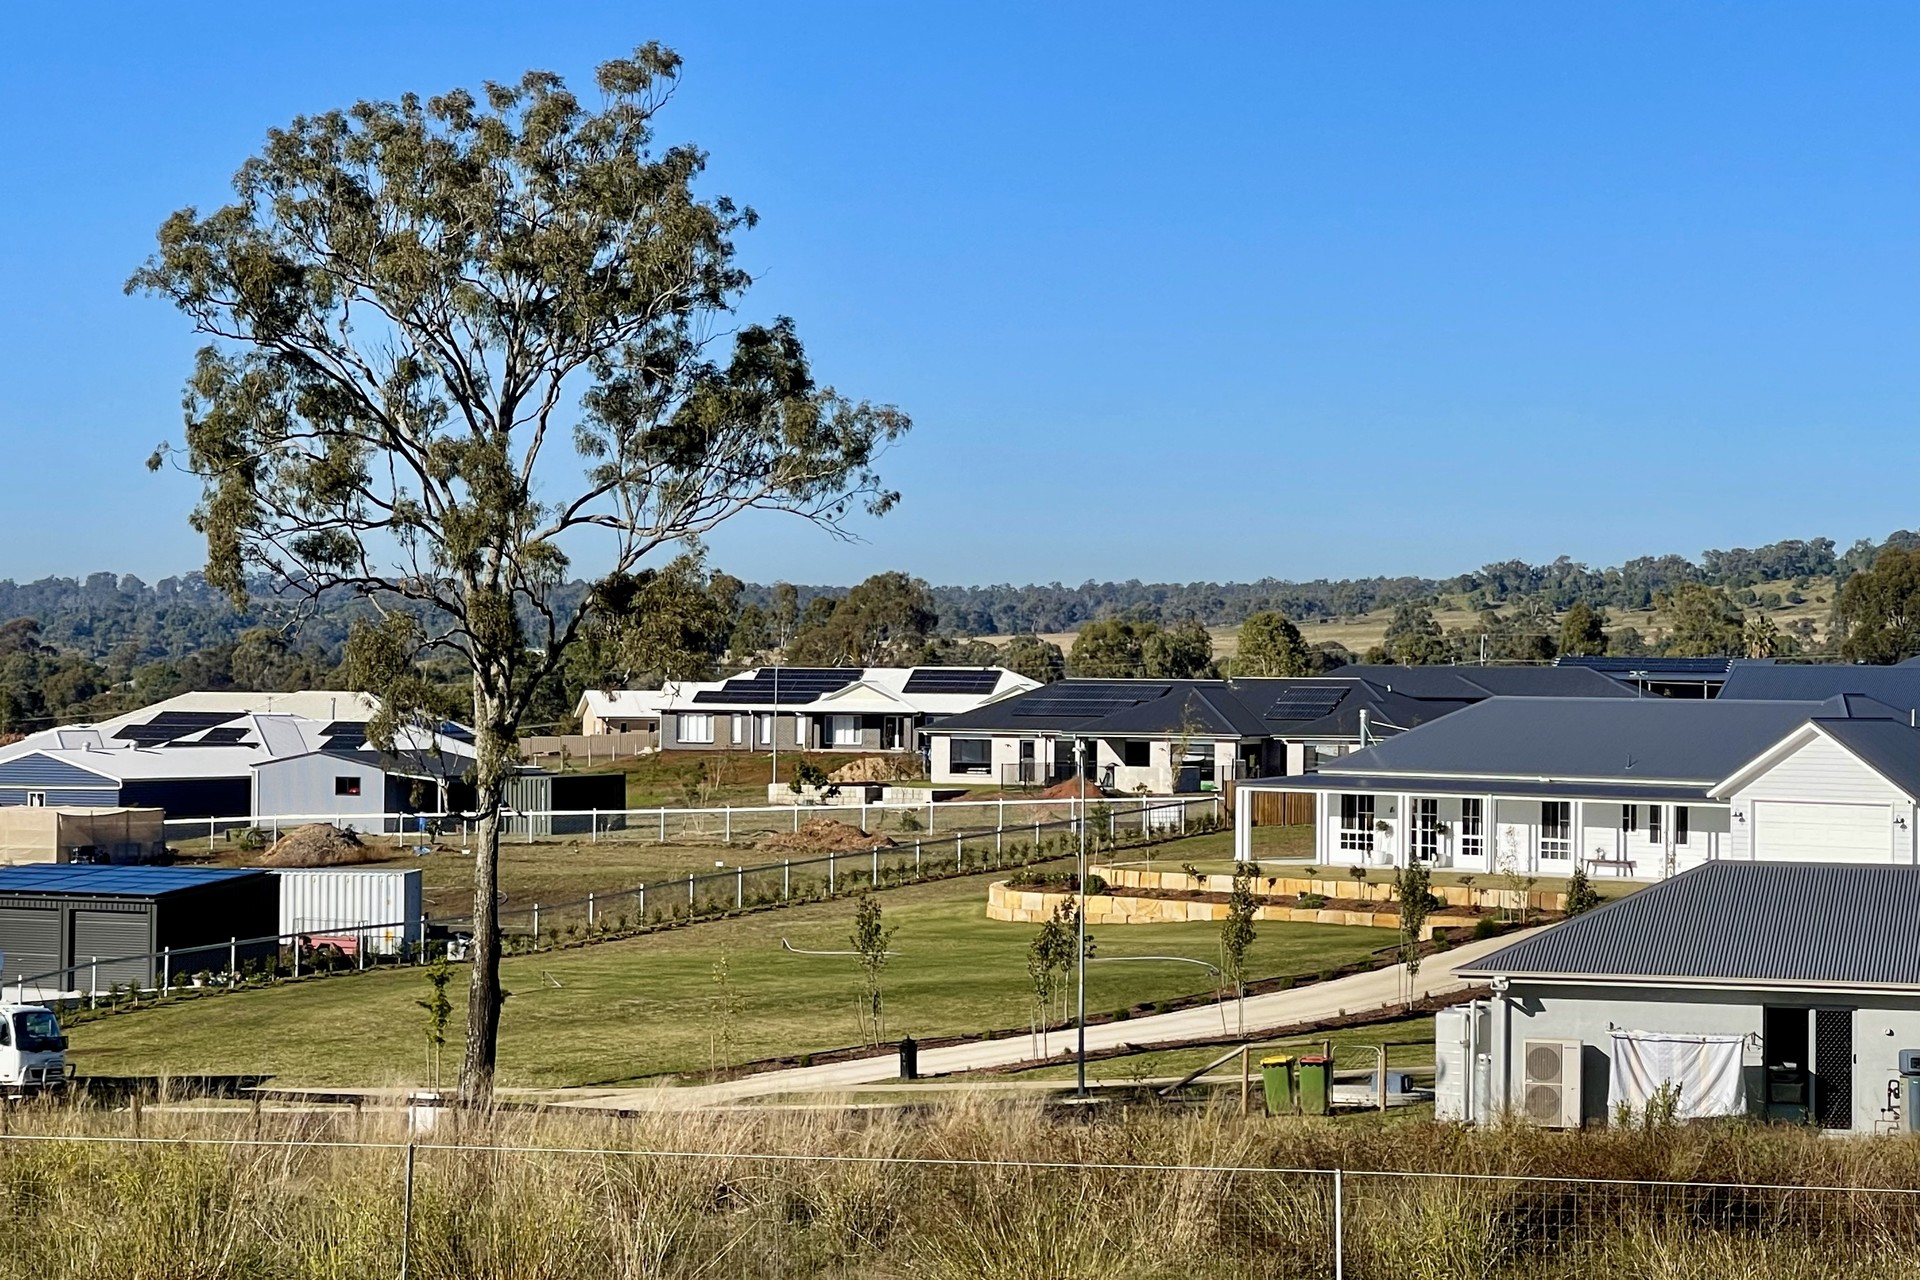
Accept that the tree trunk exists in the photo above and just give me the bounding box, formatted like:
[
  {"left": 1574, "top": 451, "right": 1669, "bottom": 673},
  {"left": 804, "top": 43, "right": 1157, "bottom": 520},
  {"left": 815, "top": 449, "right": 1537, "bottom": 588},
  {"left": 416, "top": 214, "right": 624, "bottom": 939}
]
[{"left": 458, "top": 674, "right": 510, "bottom": 1105}]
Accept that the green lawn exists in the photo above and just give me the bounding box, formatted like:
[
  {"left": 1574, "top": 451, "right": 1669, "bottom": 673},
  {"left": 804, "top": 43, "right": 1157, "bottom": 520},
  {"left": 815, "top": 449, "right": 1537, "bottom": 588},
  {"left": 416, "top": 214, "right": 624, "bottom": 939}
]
[{"left": 65, "top": 877, "right": 1394, "bottom": 1089}]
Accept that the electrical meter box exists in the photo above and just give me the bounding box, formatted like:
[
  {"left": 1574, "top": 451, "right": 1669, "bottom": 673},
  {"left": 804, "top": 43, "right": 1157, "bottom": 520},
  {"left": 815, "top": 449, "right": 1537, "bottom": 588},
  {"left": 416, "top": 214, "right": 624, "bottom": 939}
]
[{"left": 1900, "top": 1049, "right": 1920, "bottom": 1075}]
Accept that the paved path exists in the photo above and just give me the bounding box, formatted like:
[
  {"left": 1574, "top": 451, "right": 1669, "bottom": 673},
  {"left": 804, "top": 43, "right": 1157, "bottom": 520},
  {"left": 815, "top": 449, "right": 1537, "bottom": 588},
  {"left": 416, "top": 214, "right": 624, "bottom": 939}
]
[{"left": 545, "top": 929, "right": 1535, "bottom": 1111}]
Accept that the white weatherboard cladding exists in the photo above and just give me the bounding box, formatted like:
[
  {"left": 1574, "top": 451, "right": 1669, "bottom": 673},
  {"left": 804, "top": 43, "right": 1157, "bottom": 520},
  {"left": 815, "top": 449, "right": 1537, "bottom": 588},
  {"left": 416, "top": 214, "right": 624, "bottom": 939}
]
[
  {"left": 1751, "top": 801, "right": 1890, "bottom": 862},
  {"left": 1729, "top": 733, "right": 1915, "bottom": 863},
  {"left": 274, "top": 868, "right": 423, "bottom": 955}
]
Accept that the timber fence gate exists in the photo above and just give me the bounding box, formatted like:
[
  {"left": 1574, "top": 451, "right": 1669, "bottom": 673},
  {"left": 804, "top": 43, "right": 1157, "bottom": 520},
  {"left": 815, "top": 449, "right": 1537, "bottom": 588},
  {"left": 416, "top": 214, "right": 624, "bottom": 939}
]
[
  {"left": 15, "top": 796, "right": 1222, "bottom": 1001},
  {"left": 0, "top": 1129, "right": 1917, "bottom": 1278}
]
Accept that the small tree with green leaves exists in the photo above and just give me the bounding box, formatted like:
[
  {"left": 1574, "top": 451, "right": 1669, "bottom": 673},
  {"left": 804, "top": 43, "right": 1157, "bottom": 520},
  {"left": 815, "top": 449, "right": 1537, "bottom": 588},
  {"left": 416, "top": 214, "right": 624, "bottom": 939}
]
[
  {"left": 706, "top": 940, "right": 744, "bottom": 1078},
  {"left": 1564, "top": 864, "right": 1602, "bottom": 917},
  {"left": 417, "top": 957, "right": 453, "bottom": 1090},
  {"left": 1220, "top": 865, "right": 1258, "bottom": 1033},
  {"left": 1026, "top": 899, "right": 1079, "bottom": 1055},
  {"left": 1395, "top": 860, "right": 1436, "bottom": 1008},
  {"left": 849, "top": 893, "right": 897, "bottom": 1045}
]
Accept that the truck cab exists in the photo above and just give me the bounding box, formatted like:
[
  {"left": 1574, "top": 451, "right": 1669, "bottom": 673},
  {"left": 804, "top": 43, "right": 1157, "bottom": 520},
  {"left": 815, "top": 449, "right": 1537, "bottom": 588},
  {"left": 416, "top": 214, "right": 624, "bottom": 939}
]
[{"left": 0, "top": 1004, "right": 71, "bottom": 1096}]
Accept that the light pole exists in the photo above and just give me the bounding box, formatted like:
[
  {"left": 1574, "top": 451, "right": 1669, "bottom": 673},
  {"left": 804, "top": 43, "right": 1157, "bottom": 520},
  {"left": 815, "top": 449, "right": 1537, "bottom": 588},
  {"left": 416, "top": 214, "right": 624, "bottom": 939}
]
[{"left": 1075, "top": 735, "right": 1089, "bottom": 1098}]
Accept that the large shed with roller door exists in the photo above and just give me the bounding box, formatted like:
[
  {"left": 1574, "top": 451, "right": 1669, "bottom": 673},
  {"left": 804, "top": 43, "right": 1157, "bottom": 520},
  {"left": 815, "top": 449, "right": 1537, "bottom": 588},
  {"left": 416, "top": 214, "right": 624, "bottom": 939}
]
[{"left": 0, "top": 865, "right": 277, "bottom": 996}]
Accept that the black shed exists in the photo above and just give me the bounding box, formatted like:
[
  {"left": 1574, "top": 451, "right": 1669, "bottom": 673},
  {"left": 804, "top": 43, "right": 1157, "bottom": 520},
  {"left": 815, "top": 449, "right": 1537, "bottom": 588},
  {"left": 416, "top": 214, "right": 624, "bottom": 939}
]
[{"left": 0, "top": 865, "right": 277, "bottom": 993}]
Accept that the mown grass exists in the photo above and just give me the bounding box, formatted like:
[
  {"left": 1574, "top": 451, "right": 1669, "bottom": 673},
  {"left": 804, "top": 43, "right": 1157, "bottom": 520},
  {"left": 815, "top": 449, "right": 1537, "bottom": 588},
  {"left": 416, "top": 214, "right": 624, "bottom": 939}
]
[
  {"left": 65, "top": 873, "right": 1395, "bottom": 1088},
  {"left": 2, "top": 1098, "right": 1917, "bottom": 1278}
]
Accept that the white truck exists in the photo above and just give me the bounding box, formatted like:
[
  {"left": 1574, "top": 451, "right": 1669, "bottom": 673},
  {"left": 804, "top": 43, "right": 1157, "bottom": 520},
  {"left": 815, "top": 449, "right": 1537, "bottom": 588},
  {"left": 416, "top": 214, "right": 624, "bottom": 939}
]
[{"left": 0, "top": 1004, "right": 71, "bottom": 1097}]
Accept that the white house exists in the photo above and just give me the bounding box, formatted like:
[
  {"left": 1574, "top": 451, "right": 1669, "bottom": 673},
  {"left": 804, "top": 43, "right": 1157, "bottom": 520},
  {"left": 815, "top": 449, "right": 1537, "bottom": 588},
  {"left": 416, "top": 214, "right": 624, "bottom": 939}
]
[
  {"left": 1446, "top": 862, "right": 1920, "bottom": 1133},
  {"left": 1233, "top": 695, "right": 1920, "bottom": 878},
  {"left": 923, "top": 667, "right": 1640, "bottom": 794},
  {"left": 650, "top": 666, "right": 1039, "bottom": 754}
]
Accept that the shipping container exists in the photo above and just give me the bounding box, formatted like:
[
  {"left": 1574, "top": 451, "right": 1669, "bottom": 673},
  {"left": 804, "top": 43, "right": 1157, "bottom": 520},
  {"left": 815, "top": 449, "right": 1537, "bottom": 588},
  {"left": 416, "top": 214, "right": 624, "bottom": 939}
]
[{"left": 271, "top": 867, "right": 423, "bottom": 956}]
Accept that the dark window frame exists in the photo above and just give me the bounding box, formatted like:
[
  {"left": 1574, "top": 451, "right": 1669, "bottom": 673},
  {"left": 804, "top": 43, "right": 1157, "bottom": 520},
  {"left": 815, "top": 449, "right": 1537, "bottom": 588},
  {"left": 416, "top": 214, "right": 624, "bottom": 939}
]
[{"left": 334, "top": 776, "right": 362, "bottom": 797}]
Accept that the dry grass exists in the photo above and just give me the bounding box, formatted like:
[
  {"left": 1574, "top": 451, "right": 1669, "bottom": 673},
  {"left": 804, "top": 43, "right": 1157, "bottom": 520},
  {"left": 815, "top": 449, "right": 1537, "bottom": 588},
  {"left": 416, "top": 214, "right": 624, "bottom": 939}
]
[{"left": 2, "top": 1098, "right": 1920, "bottom": 1277}]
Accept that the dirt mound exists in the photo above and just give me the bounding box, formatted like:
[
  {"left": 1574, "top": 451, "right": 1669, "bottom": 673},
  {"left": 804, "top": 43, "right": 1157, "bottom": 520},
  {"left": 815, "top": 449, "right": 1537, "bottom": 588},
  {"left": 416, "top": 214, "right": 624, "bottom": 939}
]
[
  {"left": 761, "top": 818, "right": 898, "bottom": 856},
  {"left": 261, "top": 823, "right": 380, "bottom": 868},
  {"left": 829, "top": 755, "right": 923, "bottom": 784},
  {"left": 1036, "top": 778, "right": 1107, "bottom": 801}
]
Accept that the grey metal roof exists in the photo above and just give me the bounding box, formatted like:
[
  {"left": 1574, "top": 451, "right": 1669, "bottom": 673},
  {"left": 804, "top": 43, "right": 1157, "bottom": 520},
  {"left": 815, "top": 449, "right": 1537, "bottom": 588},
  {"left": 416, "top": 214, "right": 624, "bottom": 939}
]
[
  {"left": 1319, "top": 665, "right": 1641, "bottom": 700},
  {"left": 1253, "top": 773, "right": 1718, "bottom": 804},
  {"left": 1319, "top": 696, "right": 1864, "bottom": 784},
  {"left": 1555, "top": 656, "right": 1744, "bottom": 677},
  {"left": 1461, "top": 862, "right": 1920, "bottom": 988},
  {"left": 1806, "top": 717, "right": 1920, "bottom": 800},
  {"left": 1720, "top": 663, "right": 1920, "bottom": 720}
]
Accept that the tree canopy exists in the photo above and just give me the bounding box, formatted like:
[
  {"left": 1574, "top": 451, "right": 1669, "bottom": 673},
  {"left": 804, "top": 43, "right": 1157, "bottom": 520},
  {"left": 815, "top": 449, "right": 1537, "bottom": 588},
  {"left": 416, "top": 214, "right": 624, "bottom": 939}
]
[
  {"left": 1835, "top": 547, "right": 1920, "bottom": 664},
  {"left": 129, "top": 45, "right": 908, "bottom": 1102},
  {"left": 1234, "top": 611, "right": 1313, "bottom": 677}
]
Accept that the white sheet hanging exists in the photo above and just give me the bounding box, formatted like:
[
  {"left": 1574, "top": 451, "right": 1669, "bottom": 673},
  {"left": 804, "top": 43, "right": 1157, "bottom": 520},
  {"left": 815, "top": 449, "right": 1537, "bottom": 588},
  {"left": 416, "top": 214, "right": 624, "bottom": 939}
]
[{"left": 1608, "top": 1030, "right": 1747, "bottom": 1119}]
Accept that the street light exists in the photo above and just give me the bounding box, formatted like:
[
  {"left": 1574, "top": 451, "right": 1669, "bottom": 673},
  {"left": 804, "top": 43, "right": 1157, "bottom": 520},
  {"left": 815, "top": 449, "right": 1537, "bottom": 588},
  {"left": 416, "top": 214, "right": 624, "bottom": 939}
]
[{"left": 1075, "top": 735, "right": 1088, "bottom": 1099}]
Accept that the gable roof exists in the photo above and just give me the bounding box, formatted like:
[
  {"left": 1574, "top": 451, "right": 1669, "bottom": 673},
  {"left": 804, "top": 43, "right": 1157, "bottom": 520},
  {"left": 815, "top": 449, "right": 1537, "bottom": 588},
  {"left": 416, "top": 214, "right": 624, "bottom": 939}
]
[
  {"left": 1710, "top": 716, "right": 1920, "bottom": 804},
  {"left": 1326, "top": 665, "right": 1642, "bottom": 699},
  {"left": 1318, "top": 696, "right": 1863, "bottom": 785},
  {"left": 1719, "top": 663, "right": 1920, "bottom": 720},
  {"left": 1460, "top": 862, "right": 1920, "bottom": 989}
]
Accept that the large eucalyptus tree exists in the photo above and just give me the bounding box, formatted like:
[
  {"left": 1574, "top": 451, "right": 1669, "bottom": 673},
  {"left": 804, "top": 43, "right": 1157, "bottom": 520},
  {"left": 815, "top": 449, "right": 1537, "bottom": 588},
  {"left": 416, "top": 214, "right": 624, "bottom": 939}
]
[{"left": 130, "top": 45, "right": 908, "bottom": 1101}]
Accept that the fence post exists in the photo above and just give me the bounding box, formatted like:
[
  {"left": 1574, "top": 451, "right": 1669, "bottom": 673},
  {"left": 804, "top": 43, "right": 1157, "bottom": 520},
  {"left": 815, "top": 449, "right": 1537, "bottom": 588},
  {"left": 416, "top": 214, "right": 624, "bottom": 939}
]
[
  {"left": 927, "top": 792, "right": 935, "bottom": 832},
  {"left": 293, "top": 942, "right": 301, "bottom": 979},
  {"left": 533, "top": 904, "right": 541, "bottom": 938},
  {"left": 736, "top": 868, "right": 744, "bottom": 910},
  {"left": 871, "top": 847, "right": 878, "bottom": 885},
  {"left": 357, "top": 933, "right": 365, "bottom": 970},
  {"left": 829, "top": 853, "right": 836, "bottom": 895},
  {"left": 783, "top": 861, "right": 790, "bottom": 900},
  {"left": 659, "top": 808, "right": 666, "bottom": 844},
  {"left": 687, "top": 874, "right": 695, "bottom": 915},
  {"left": 399, "top": 1140, "right": 416, "bottom": 1280},
  {"left": 915, "top": 841, "right": 921, "bottom": 876},
  {"left": 162, "top": 947, "right": 171, "bottom": 992},
  {"left": 955, "top": 832, "right": 962, "bottom": 872},
  {"left": 591, "top": 810, "right": 598, "bottom": 844},
  {"left": 230, "top": 937, "right": 239, "bottom": 977},
  {"left": 725, "top": 807, "right": 732, "bottom": 845},
  {"left": 1332, "top": 1168, "right": 1345, "bottom": 1280},
  {"left": 89, "top": 957, "right": 98, "bottom": 1006},
  {"left": 209, "top": 816, "right": 216, "bottom": 847},
  {"left": 793, "top": 807, "right": 800, "bottom": 833},
  {"left": 588, "top": 893, "right": 596, "bottom": 929}
]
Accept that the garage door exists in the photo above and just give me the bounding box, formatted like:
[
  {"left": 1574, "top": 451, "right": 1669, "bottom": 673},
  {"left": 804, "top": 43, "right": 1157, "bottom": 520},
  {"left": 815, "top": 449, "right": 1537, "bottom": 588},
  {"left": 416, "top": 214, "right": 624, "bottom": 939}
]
[
  {"left": 72, "top": 909, "right": 150, "bottom": 990},
  {"left": 1752, "top": 801, "right": 1890, "bottom": 862},
  {"left": 0, "top": 906, "right": 60, "bottom": 986}
]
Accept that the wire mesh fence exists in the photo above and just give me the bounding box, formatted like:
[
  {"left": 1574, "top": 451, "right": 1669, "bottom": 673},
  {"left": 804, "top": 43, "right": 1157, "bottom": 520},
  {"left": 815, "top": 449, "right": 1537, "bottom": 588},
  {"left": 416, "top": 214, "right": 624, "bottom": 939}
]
[{"left": 1, "top": 1125, "right": 1918, "bottom": 1278}]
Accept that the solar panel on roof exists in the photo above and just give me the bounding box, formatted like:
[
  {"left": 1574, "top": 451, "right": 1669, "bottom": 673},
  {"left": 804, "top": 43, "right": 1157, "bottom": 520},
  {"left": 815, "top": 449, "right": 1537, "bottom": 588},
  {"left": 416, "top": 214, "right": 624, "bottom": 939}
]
[
  {"left": 690, "top": 668, "right": 862, "bottom": 706},
  {"left": 1011, "top": 684, "right": 1170, "bottom": 718},
  {"left": 1265, "top": 688, "right": 1348, "bottom": 721},
  {"left": 903, "top": 669, "right": 1001, "bottom": 695},
  {"left": 0, "top": 865, "right": 261, "bottom": 896}
]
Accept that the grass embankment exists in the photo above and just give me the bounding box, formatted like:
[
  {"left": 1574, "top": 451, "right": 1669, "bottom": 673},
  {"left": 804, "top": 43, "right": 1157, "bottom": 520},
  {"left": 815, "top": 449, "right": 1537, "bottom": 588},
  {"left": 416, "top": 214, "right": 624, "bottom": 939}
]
[
  {"left": 65, "top": 874, "right": 1394, "bottom": 1088},
  {"left": 1, "top": 1100, "right": 1915, "bottom": 1278}
]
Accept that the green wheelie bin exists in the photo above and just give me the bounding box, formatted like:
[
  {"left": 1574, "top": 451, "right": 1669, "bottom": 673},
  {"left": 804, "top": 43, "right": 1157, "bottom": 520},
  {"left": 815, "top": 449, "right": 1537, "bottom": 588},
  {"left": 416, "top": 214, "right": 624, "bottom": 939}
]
[
  {"left": 1297, "top": 1055, "right": 1333, "bottom": 1116},
  {"left": 1260, "top": 1055, "right": 1296, "bottom": 1115}
]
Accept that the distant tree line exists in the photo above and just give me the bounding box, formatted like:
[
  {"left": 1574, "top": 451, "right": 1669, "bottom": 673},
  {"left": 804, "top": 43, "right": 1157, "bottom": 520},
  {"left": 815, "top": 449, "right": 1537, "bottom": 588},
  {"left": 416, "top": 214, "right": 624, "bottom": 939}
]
[{"left": 3, "top": 528, "right": 1919, "bottom": 730}]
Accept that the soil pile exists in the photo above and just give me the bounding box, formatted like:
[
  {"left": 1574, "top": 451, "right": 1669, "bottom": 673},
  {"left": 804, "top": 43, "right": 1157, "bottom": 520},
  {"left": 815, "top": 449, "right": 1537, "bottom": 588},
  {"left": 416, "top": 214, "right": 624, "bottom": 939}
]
[
  {"left": 829, "top": 755, "right": 923, "bottom": 784},
  {"left": 1036, "top": 778, "right": 1107, "bottom": 801},
  {"left": 760, "top": 819, "right": 898, "bottom": 856},
  {"left": 261, "top": 824, "right": 380, "bottom": 868}
]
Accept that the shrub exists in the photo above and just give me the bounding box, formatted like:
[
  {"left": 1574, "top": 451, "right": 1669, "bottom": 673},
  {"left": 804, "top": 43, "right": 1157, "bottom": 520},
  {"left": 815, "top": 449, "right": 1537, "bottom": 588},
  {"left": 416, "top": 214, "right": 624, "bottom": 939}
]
[
  {"left": 1472, "top": 916, "right": 1499, "bottom": 940},
  {"left": 1564, "top": 864, "right": 1602, "bottom": 916},
  {"left": 1297, "top": 892, "right": 1328, "bottom": 909}
]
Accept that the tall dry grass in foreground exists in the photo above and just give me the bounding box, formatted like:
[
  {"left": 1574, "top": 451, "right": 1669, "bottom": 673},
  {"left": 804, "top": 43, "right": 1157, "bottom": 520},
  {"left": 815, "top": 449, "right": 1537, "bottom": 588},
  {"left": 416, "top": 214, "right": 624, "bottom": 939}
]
[{"left": 2, "top": 1098, "right": 1920, "bottom": 1278}]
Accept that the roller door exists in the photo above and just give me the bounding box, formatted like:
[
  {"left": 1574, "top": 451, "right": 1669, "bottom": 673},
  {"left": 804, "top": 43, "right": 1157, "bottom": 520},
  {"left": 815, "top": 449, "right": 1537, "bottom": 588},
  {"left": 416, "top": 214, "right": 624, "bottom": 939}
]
[
  {"left": 72, "top": 908, "right": 151, "bottom": 990},
  {"left": 1752, "top": 801, "right": 1889, "bottom": 862},
  {"left": 0, "top": 906, "right": 60, "bottom": 986}
]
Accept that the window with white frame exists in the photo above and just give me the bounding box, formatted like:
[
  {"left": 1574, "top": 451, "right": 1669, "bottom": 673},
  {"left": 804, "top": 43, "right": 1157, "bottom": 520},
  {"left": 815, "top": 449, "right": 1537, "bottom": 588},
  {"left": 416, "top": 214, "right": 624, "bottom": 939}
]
[
  {"left": 757, "top": 713, "right": 774, "bottom": 746},
  {"left": 1338, "top": 794, "right": 1375, "bottom": 852},
  {"left": 1674, "top": 806, "right": 1689, "bottom": 846},
  {"left": 24, "top": 792, "right": 45, "bottom": 807},
  {"left": 829, "top": 715, "right": 862, "bottom": 748},
  {"left": 1621, "top": 804, "right": 1637, "bottom": 835},
  {"left": 1459, "top": 798, "right": 1483, "bottom": 859},
  {"left": 1539, "top": 801, "right": 1572, "bottom": 860},
  {"left": 678, "top": 713, "right": 715, "bottom": 744},
  {"left": 1648, "top": 804, "right": 1663, "bottom": 843}
]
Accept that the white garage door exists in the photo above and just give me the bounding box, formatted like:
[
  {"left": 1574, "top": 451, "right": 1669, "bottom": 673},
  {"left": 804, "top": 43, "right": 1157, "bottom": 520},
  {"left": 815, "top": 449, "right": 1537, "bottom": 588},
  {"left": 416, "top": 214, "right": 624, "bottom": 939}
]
[{"left": 1752, "top": 800, "right": 1889, "bottom": 862}]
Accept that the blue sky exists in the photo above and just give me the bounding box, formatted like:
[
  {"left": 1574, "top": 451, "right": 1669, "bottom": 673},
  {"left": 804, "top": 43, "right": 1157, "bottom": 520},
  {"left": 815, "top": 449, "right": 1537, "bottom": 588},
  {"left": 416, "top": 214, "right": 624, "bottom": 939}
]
[{"left": 2, "top": 2, "right": 1915, "bottom": 587}]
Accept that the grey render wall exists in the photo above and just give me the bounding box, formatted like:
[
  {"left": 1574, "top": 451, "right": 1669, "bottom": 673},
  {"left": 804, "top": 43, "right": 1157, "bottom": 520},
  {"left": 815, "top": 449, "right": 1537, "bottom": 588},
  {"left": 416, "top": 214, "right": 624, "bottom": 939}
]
[{"left": 1503, "top": 980, "right": 1920, "bottom": 1132}]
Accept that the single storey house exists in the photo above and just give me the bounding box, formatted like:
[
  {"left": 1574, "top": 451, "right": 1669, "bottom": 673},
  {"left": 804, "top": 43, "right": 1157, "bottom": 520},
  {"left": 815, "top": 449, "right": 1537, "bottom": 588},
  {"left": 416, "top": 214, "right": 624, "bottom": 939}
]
[
  {"left": 925, "top": 666, "right": 1639, "bottom": 793},
  {"left": 1233, "top": 694, "right": 1920, "bottom": 877},
  {"left": 1447, "top": 862, "right": 1920, "bottom": 1133},
  {"left": 653, "top": 666, "right": 1039, "bottom": 754}
]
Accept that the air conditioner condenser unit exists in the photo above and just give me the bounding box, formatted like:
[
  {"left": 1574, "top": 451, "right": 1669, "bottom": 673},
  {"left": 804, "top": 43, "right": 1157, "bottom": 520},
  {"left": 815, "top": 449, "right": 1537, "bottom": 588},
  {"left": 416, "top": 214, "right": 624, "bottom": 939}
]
[{"left": 1521, "top": 1037, "right": 1584, "bottom": 1129}]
